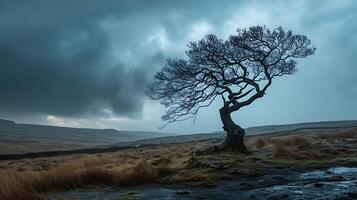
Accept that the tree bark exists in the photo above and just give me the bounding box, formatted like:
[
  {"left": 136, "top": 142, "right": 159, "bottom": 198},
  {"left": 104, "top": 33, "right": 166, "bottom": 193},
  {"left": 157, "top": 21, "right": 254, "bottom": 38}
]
[
  {"left": 194, "top": 106, "right": 249, "bottom": 155},
  {"left": 219, "top": 106, "right": 249, "bottom": 154}
]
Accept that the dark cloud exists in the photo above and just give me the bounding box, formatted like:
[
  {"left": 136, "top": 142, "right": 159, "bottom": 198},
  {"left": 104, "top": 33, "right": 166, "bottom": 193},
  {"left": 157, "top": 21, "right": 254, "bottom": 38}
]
[
  {"left": 0, "top": 0, "right": 245, "bottom": 119},
  {"left": 0, "top": 1, "right": 166, "bottom": 118},
  {"left": 0, "top": 0, "right": 356, "bottom": 131}
]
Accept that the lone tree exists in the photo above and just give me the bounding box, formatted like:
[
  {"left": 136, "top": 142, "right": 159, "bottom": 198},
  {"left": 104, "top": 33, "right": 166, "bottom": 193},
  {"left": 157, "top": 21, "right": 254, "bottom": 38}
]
[{"left": 146, "top": 26, "right": 315, "bottom": 154}]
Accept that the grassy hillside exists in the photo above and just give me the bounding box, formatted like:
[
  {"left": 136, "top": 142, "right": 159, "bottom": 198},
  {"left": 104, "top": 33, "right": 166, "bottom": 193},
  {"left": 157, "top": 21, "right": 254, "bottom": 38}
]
[
  {"left": 1, "top": 119, "right": 356, "bottom": 155},
  {"left": 0, "top": 119, "right": 174, "bottom": 154}
]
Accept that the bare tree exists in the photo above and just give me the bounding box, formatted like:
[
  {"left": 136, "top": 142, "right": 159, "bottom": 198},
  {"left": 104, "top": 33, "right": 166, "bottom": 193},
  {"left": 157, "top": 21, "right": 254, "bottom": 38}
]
[{"left": 146, "top": 26, "right": 315, "bottom": 154}]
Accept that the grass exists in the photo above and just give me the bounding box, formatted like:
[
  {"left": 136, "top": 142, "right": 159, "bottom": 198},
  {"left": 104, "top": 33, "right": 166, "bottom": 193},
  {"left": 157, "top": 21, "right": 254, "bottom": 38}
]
[
  {"left": 271, "top": 135, "right": 321, "bottom": 160},
  {"left": 0, "top": 128, "right": 356, "bottom": 199},
  {"left": 247, "top": 130, "right": 356, "bottom": 160},
  {"left": 0, "top": 154, "right": 176, "bottom": 200},
  {"left": 0, "top": 160, "right": 104, "bottom": 199},
  {"left": 0, "top": 171, "right": 45, "bottom": 200},
  {"left": 116, "top": 160, "right": 173, "bottom": 186},
  {"left": 247, "top": 137, "right": 268, "bottom": 148}
]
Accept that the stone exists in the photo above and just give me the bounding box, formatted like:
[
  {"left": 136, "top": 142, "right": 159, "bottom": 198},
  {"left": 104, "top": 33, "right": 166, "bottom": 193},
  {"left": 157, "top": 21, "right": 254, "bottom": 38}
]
[
  {"left": 314, "top": 182, "right": 324, "bottom": 188},
  {"left": 176, "top": 190, "right": 190, "bottom": 195}
]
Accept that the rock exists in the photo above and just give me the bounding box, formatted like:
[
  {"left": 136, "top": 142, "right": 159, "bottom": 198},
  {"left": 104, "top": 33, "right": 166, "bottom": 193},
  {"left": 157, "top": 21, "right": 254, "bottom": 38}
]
[
  {"left": 338, "top": 195, "right": 352, "bottom": 200},
  {"left": 229, "top": 168, "right": 241, "bottom": 174},
  {"left": 176, "top": 190, "right": 190, "bottom": 195},
  {"left": 151, "top": 158, "right": 170, "bottom": 166},
  {"left": 331, "top": 175, "right": 345, "bottom": 181},
  {"left": 240, "top": 182, "right": 254, "bottom": 187},
  {"left": 195, "top": 180, "right": 217, "bottom": 188},
  {"left": 346, "top": 193, "right": 357, "bottom": 199},
  {"left": 201, "top": 160, "right": 229, "bottom": 169},
  {"left": 281, "top": 194, "right": 289, "bottom": 199},
  {"left": 218, "top": 173, "right": 233, "bottom": 180},
  {"left": 196, "top": 195, "right": 206, "bottom": 199},
  {"left": 314, "top": 182, "right": 324, "bottom": 188},
  {"left": 268, "top": 194, "right": 289, "bottom": 200},
  {"left": 229, "top": 168, "right": 258, "bottom": 176}
]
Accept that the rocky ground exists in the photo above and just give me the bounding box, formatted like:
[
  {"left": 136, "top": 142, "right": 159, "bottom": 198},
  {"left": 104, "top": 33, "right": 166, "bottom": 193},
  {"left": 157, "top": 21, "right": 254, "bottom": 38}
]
[{"left": 50, "top": 166, "right": 357, "bottom": 200}]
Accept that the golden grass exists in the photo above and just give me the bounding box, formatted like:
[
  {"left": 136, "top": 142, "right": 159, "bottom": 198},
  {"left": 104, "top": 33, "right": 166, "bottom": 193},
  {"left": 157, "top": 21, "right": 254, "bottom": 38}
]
[
  {"left": 247, "top": 137, "right": 268, "bottom": 148},
  {"left": 0, "top": 161, "right": 106, "bottom": 199},
  {"left": 0, "top": 171, "right": 45, "bottom": 200},
  {"left": 273, "top": 145, "right": 320, "bottom": 160},
  {"left": 0, "top": 156, "right": 175, "bottom": 200},
  {"left": 115, "top": 160, "right": 173, "bottom": 186},
  {"left": 273, "top": 135, "right": 312, "bottom": 148},
  {"left": 0, "top": 128, "right": 356, "bottom": 199},
  {"left": 246, "top": 133, "right": 353, "bottom": 160},
  {"left": 312, "top": 131, "right": 356, "bottom": 144}
]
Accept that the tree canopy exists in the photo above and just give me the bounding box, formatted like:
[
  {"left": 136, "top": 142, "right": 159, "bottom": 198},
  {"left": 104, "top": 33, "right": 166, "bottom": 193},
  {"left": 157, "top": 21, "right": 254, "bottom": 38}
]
[{"left": 146, "top": 26, "right": 315, "bottom": 124}]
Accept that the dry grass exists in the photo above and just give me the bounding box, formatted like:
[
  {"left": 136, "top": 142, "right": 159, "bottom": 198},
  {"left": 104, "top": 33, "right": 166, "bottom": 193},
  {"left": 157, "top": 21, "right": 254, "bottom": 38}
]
[
  {"left": 0, "top": 171, "right": 45, "bottom": 200},
  {"left": 247, "top": 137, "right": 269, "bottom": 148},
  {"left": 312, "top": 130, "right": 356, "bottom": 144},
  {"left": 248, "top": 135, "right": 312, "bottom": 148},
  {"left": 115, "top": 160, "right": 173, "bottom": 186},
  {"left": 0, "top": 128, "right": 356, "bottom": 199},
  {"left": 0, "top": 153, "right": 177, "bottom": 200},
  {"left": 272, "top": 135, "right": 312, "bottom": 148},
  {"left": 246, "top": 133, "right": 354, "bottom": 160},
  {"left": 270, "top": 135, "right": 325, "bottom": 160},
  {"left": 273, "top": 144, "right": 322, "bottom": 160},
  {"left": 0, "top": 158, "right": 112, "bottom": 200}
]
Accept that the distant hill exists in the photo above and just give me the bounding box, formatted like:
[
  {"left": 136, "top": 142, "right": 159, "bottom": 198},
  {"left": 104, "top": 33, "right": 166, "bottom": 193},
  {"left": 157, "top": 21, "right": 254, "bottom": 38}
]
[
  {"left": 245, "top": 120, "right": 357, "bottom": 135},
  {"left": 1, "top": 118, "right": 357, "bottom": 155},
  {"left": 103, "top": 120, "right": 357, "bottom": 149},
  {"left": 0, "top": 119, "right": 174, "bottom": 154}
]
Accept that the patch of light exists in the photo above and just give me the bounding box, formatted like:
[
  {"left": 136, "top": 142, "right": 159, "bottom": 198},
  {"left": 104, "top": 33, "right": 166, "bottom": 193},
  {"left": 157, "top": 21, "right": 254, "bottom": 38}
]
[
  {"left": 45, "top": 115, "right": 80, "bottom": 127},
  {"left": 187, "top": 21, "right": 213, "bottom": 41},
  {"left": 223, "top": 3, "right": 271, "bottom": 38},
  {"left": 146, "top": 29, "right": 171, "bottom": 50}
]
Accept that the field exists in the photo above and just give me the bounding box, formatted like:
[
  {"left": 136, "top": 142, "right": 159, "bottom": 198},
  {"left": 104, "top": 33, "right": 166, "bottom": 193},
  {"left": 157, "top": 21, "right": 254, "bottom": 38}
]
[
  {"left": 0, "top": 119, "right": 174, "bottom": 155},
  {"left": 0, "top": 127, "right": 356, "bottom": 199}
]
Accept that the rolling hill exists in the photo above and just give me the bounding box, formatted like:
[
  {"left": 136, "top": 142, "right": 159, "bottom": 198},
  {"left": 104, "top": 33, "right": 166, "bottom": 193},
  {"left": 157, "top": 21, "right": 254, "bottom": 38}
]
[
  {"left": 1, "top": 118, "right": 357, "bottom": 155},
  {"left": 0, "top": 119, "right": 174, "bottom": 154}
]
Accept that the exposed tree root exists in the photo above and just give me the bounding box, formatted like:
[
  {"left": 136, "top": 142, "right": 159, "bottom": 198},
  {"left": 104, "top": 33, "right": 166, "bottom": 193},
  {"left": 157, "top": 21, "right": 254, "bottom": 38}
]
[{"left": 193, "top": 138, "right": 250, "bottom": 157}]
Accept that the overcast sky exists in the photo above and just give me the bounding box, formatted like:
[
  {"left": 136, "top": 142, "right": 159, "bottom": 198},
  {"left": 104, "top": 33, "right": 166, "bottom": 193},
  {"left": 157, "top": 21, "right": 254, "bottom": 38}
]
[{"left": 0, "top": 0, "right": 356, "bottom": 134}]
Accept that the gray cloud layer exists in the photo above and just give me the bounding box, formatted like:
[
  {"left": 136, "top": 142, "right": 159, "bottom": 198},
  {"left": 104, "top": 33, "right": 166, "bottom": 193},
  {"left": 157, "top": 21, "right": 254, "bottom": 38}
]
[
  {"left": 0, "top": 1, "right": 163, "bottom": 118},
  {"left": 0, "top": 0, "right": 243, "bottom": 119},
  {"left": 0, "top": 0, "right": 356, "bottom": 131}
]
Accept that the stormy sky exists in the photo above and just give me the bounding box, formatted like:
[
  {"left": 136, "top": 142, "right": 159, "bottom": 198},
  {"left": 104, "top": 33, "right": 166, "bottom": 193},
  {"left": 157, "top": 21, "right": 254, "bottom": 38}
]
[{"left": 0, "top": 0, "right": 356, "bottom": 133}]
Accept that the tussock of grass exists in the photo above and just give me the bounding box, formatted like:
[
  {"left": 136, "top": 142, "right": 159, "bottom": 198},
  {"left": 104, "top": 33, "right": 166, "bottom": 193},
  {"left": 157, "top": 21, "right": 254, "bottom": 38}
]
[
  {"left": 273, "top": 135, "right": 312, "bottom": 148},
  {"left": 0, "top": 157, "right": 174, "bottom": 200},
  {"left": 273, "top": 144, "right": 327, "bottom": 160},
  {"left": 313, "top": 131, "right": 356, "bottom": 144},
  {"left": 272, "top": 135, "right": 330, "bottom": 160},
  {"left": 248, "top": 135, "right": 312, "bottom": 149},
  {"left": 247, "top": 134, "right": 333, "bottom": 160},
  {"left": 0, "top": 170, "right": 45, "bottom": 200},
  {"left": 116, "top": 160, "right": 173, "bottom": 186},
  {"left": 247, "top": 137, "right": 268, "bottom": 148}
]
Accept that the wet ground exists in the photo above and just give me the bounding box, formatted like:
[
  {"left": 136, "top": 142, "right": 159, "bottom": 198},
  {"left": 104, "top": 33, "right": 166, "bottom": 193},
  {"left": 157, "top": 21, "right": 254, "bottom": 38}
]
[{"left": 50, "top": 166, "right": 357, "bottom": 200}]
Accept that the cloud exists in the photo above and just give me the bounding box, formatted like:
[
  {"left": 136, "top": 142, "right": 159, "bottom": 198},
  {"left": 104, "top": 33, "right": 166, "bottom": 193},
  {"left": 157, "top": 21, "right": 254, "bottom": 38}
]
[
  {"left": 0, "top": 1, "right": 169, "bottom": 119},
  {"left": 0, "top": 0, "right": 243, "bottom": 120},
  {"left": 0, "top": 0, "right": 356, "bottom": 132},
  {"left": 46, "top": 115, "right": 80, "bottom": 127}
]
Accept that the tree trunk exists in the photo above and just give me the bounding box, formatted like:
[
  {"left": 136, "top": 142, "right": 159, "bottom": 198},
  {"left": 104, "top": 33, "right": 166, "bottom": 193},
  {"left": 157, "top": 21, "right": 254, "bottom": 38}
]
[
  {"left": 193, "top": 106, "right": 249, "bottom": 155},
  {"left": 219, "top": 106, "right": 249, "bottom": 154}
]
